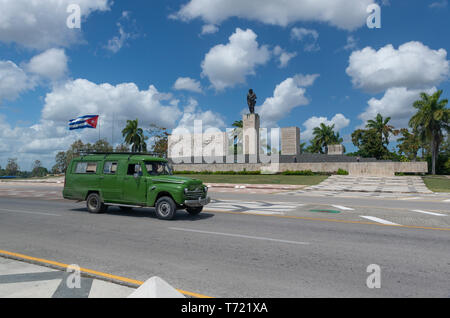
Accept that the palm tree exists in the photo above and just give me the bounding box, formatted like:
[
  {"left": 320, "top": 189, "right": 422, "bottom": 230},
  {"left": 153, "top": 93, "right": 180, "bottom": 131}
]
[
  {"left": 409, "top": 90, "right": 449, "bottom": 175},
  {"left": 366, "top": 113, "right": 395, "bottom": 146},
  {"left": 311, "top": 123, "right": 342, "bottom": 154},
  {"left": 121, "top": 119, "right": 148, "bottom": 153}
]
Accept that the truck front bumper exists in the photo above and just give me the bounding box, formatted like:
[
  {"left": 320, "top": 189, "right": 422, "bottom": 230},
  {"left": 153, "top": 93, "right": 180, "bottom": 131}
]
[{"left": 184, "top": 196, "right": 211, "bottom": 207}]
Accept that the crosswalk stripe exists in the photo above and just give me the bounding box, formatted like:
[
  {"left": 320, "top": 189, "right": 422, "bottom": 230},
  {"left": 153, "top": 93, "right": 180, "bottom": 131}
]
[
  {"left": 360, "top": 216, "right": 400, "bottom": 226},
  {"left": 331, "top": 205, "right": 354, "bottom": 211},
  {"left": 411, "top": 210, "right": 446, "bottom": 216}
]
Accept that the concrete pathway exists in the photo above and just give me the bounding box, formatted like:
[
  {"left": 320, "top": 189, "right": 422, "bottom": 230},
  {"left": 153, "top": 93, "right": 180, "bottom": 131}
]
[
  {"left": 0, "top": 257, "right": 134, "bottom": 298},
  {"left": 305, "top": 176, "right": 433, "bottom": 194}
]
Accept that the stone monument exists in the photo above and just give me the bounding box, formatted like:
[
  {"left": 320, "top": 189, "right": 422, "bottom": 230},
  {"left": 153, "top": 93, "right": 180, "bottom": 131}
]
[{"left": 281, "top": 127, "right": 301, "bottom": 156}]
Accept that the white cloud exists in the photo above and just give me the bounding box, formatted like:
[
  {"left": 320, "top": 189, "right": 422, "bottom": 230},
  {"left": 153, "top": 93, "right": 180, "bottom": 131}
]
[
  {"left": 346, "top": 41, "right": 449, "bottom": 93},
  {"left": 0, "top": 0, "right": 111, "bottom": 49},
  {"left": 173, "top": 77, "right": 203, "bottom": 93},
  {"left": 293, "top": 74, "right": 320, "bottom": 87},
  {"left": 291, "top": 27, "right": 320, "bottom": 52},
  {"left": 302, "top": 114, "right": 350, "bottom": 141},
  {"left": 105, "top": 11, "right": 138, "bottom": 53},
  {"left": 201, "top": 28, "right": 271, "bottom": 91},
  {"left": 172, "top": 104, "right": 226, "bottom": 135},
  {"left": 273, "top": 46, "right": 297, "bottom": 68},
  {"left": 255, "top": 74, "right": 319, "bottom": 128},
  {"left": 201, "top": 24, "right": 219, "bottom": 35},
  {"left": 358, "top": 87, "right": 437, "bottom": 129},
  {"left": 106, "top": 26, "right": 131, "bottom": 53},
  {"left": 0, "top": 60, "right": 34, "bottom": 103},
  {"left": 342, "top": 35, "right": 358, "bottom": 51},
  {"left": 174, "top": 0, "right": 375, "bottom": 31},
  {"left": 25, "top": 48, "right": 68, "bottom": 80},
  {"left": 429, "top": 0, "right": 448, "bottom": 8},
  {"left": 42, "top": 79, "right": 182, "bottom": 129}
]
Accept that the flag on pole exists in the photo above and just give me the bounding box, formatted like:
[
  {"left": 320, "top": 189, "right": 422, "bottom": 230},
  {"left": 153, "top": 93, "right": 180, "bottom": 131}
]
[{"left": 69, "top": 115, "right": 99, "bottom": 130}]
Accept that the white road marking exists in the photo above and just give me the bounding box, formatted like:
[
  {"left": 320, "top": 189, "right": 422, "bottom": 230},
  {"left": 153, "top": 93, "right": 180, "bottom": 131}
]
[
  {"left": 331, "top": 205, "right": 354, "bottom": 211},
  {"left": 399, "top": 197, "right": 421, "bottom": 200},
  {"left": 0, "top": 208, "right": 60, "bottom": 217},
  {"left": 360, "top": 216, "right": 400, "bottom": 226},
  {"left": 169, "top": 227, "right": 309, "bottom": 245},
  {"left": 243, "top": 211, "right": 284, "bottom": 215},
  {"left": 443, "top": 199, "right": 450, "bottom": 203},
  {"left": 411, "top": 210, "right": 447, "bottom": 216}
]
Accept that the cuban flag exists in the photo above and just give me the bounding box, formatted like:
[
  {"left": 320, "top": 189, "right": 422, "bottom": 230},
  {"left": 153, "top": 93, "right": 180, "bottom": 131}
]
[{"left": 69, "top": 115, "right": 99, "bottom": 130}]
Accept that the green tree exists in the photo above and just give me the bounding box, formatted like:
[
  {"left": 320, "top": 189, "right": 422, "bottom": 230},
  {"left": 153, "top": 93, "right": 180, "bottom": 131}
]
[
  {"left": 366, "top": 114, "right": 396, "bottom": 146},
  {"left": 31, "top": 160, "right": 48, "bottom": 177},
  {"left": 397, "top": 128, "right": 421, "bottom": 161},
  {"left": 311, "top": 123, "right": 343, "bottom": 154},
  {"left": 115, "top": 144, "right": 129, "bottom": 152},
  {"left": 90, "top": 139, "right": 113, "bottom": 152},
  {"left": 122, "top": 119, "right": 148, "bottom": 152},
  {"left": 409, "top": 90, "right": 449, "bottom": 175},
  {"left": 5, "top": 158, "right": 19, "bottom": 176},
  {"left": 351, "top": 128, "right": 388, "bottom": 159},
  {"left": 147, "top": 124, "right": 169, "bottom": 157},
  {"left": 54, "top": 151, "right": 68, "bottom": 173}
]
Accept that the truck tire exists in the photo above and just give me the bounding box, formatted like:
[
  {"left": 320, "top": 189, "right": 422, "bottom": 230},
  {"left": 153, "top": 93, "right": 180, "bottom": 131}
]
[
  {"left": 86, "top": 193, "right": 108, "bottom": 214},
  {"left": 186, "top": 206, "right": 203, "bottom": 215},
  {"left": 155, "top": 196, "right": 177, "bottom": 220}
]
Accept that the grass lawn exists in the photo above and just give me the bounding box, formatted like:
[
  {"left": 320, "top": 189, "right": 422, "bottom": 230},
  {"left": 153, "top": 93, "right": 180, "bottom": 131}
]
[
  {"left": 422, "top": 176, "right": 450, "bottom": 192},
  {"left": 175, "top": 174, "right": 329, "bottom": 186}
]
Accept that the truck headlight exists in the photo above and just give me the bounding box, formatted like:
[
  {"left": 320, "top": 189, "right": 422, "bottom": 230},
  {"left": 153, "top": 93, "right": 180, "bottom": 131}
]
[{"left": 204, "top": 186, "right": 208, "bottom": 193}]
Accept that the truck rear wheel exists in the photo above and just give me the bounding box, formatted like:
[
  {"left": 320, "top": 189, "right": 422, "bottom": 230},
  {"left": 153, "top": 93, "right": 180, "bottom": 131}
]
[
  {"left": 186, "top": 206, "right": 203, "bottom": 215},
  {"left": 86, "top": 193, "right": 108, "bottom": 214},
  {"left": 155, "top": 196, "right": 176, "bottom": 220}
]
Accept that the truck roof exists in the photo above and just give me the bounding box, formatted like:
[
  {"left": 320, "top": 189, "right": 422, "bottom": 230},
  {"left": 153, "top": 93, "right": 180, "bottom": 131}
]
[{"left": 76, "top": 153, "right": 167, "bottom": 162}]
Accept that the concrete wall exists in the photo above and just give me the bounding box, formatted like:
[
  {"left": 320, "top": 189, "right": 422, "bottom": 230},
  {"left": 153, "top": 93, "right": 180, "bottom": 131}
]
[
  {"left": 172, "top": 161, "right": 428, "bottom": 176},
  {"left": 281, "top": 127, "right": 300, "bottom": 155}
]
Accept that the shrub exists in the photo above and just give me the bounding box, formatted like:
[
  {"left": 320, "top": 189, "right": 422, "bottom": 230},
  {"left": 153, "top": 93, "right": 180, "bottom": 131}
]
[
  {"left": 336, "top": 168, "right": 349, "bottom": 175},
  {"left": 281, "top": 170, "right": 315, "bottom": 176}
]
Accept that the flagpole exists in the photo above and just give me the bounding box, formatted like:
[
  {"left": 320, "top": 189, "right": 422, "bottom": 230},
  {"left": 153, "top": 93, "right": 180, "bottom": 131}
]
[{"left": 112, "top": 113, "right": 115, "bottom": 148}]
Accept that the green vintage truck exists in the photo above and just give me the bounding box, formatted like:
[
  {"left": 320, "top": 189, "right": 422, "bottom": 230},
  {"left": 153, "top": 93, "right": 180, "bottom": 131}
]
[{"left": 63, "top": 153, "right": 210, "bottom": 220}]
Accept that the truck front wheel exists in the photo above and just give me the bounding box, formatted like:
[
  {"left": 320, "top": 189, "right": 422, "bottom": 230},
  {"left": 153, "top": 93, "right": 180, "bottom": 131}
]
[{"left": 155, "top": 196, "right": 177, "bottom": 220}]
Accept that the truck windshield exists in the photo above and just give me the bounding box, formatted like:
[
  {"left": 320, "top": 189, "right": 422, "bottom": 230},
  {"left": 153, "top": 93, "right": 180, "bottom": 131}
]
[{"left": 145, "top": 162, "right": 173, "bottom": 176}]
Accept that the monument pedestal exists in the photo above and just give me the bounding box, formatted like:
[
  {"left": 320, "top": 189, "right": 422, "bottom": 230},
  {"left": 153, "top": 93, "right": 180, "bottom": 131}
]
[{"left": 243, "top": 113, "right": 260, "bottom": 163}]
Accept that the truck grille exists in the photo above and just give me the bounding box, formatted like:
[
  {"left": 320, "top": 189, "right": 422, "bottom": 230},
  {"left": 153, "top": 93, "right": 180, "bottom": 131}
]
[{"left": 185, "top": 189, "right": 206, "bottom": 200}]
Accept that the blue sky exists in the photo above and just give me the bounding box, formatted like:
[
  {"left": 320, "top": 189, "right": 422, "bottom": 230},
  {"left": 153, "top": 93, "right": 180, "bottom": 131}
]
[{"left": 0, "top": 0, "right": 449, "bottom": 169}]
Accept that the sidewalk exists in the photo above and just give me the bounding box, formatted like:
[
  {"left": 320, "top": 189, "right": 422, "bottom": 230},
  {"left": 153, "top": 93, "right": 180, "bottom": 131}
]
[
  {"left": 306, "top": 175, "right": 433, "bottom": 194},
  {"left": 0, "top": 257, "right": 134, "bottom": 298}
]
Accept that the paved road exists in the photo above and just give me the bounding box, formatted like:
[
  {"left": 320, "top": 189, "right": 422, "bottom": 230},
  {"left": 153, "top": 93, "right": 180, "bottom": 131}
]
[{"left": 0, "top": 194, "right": 449, "bottom": 297}]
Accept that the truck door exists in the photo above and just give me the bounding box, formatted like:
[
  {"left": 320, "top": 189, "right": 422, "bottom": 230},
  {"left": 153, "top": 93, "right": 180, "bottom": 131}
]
[
  {"left": 101, "top": 161, "right": 122, "bottom": 203},
  {"left": 123, "top": 163, "right": 147, "bottom": 205}
]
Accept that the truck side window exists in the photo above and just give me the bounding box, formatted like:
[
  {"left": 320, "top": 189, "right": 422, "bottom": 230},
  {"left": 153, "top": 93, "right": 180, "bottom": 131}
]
[
  {"left": 75, "top": 162, "right": 97, "bottom": 174},
  {"left": 103, "top": 162, "right": 118, "bottom": 174},
  {"left": 127, "top": 164, "right": 141, "bottom": 175}
]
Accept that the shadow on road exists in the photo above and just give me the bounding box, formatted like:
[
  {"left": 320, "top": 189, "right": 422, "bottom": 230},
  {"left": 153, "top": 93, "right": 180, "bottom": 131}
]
[{"left": 69, "top": 207, "right": 215, "bottom": 222}]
